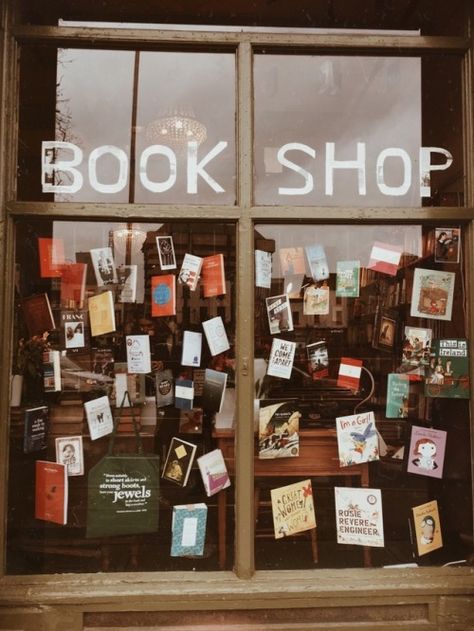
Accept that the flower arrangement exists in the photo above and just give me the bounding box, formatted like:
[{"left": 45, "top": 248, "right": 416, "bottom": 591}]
[{"left": 16, "top": 332, "right": 51, "bottom": 378}]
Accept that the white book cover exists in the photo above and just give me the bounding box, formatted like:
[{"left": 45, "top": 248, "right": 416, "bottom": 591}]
[
  {"left": 335, "top": 486, "right": 384, "bottom": 547},
  {"left": 156, "top": 235, "right": 177, "bottom": 270},
  {"left": 55, "top": 435, "right": 84, "bottom": 476},
  {"left": 90, "top": 247, "right": 118, "bottom": 286},
  {"left": 267, "top": 338, "right": 296, "bottom": 379},
  {"left": 178, "top": 253, "right": 203, "bottom": 291},
  {"left": 117, "top": 264, "right": 138, "bottom": 303},
  {"left": 255, "top": 250, "right": 272, "bottom": 289},
  {"left": 202, "top": 316, "right": 230, "bottom": 356},
  {"left": 197, "top": 448, "right": 231, "bottom": 497},
  {"left": 335, "top": 411, "right": 380, "bottom": 467},
  {"left": 84, "top": 395, "right": 114, "bottom": 440},
  {"left": 126, "top": 334, "right": 151, "bottom": 374},
  {"left": 181, "top": 331, "right": 203, "bottom": 367}
]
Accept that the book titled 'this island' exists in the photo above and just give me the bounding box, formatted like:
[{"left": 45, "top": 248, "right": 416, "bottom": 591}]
[
  {"left": 171, "top": 503, "right": 208, "bottom": 557},
  {"left": 35, "top": 460, "right": 68, "bottom": 525},
  {"left": 424, "top": 338, "right": 469, "bottom": 399}
]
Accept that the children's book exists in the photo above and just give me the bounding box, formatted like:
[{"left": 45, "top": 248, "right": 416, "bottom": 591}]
[
  {"left": 202, "top": 368, "right": 228, "bottom": 414},
  {"left": 385, "top": 373, "right": 410, "bottom": 418},
  {"left": 367, "top": 241, "right": 403, "bottom": 276},
  {"left": 197, "top": 449, "right": 231, "bottom": 497},
  {"left": 305, "top": 244, "right": 329, "bottom": 282},
  {"left": 117, "top": 264, "right": 138, "bottom": 303},
  {"left": 337, "top": 357, "right": 362, "bottom": 391},
  {"left": 201, "top": 253, "right": 226, "bottom": 298},
  {"left": 23, "top": 405, "right": 48, "bottom": 453},
  {"left": 22, "top": 293, "right": 56, "bottom": 336},
  {"left": 255, "top": 250, "right": 272, "bottom": 289},
  {"left": 267, "top": 338, "right": 296, "bottom": 380},
  {"left": 35, "top": 460, "right": 68, "bottom": 525},
  {"left": 335, "top": 486, "right": 384, "bottom": 547},
  {"left": 90, "top": 247, "right": 118, "bottom": 285},
  {"left": 279, "top": 247, "right": 306, "bottom": 275},
  {"left": 175, "top": 378, "right": 194, "bottom": 410},
  {"left": 335, "top": 411, "right": 379, "bottom": 467},
  {"left": 411, "top": 499, "right": 443, "bottom": 556},
  {"left": 271, "top": 479, "right": 316, "bottom": 539},
  {"left": 43, "top": 349, "right": 61, "bottom": 392},
  {"left": 60, "top": 262, "right": 87, "bottom": 307},
  {"left": 336, "top": 260, "right": 360, "bottom": 298},
  {"left": 258, "top": 400, "right": 300, "bottom": 459},
  {"left": 406, "top": 426, "right": 447, "bottom": 479},
  {"left": 60, "top": 310, "right": 88, "bottom": 350},
  {"left": 171, "top": 504, "right": 208, "bottom": 557},
  {"left": 424, "top": 339, "right": 469, "bottom": 399},
  {"left": 126, "top": 334, "right": 152, "bottom": 374},
  {"left": 306, "top": 340, "right": 329, "bottom": 380},
  {"left": 434, "top": 227, "right": 460, "bottom": 263},
  {"left": 400, "top": 326, "right": 432, "bottom": 380},
  {"left": 88, "top": 291, "right": 116, "bottom": 337},
  {"left": 181, "top": 331, "right": 202, "bottom": 367},
  {"left": 202, "top": 316, "right": 230, "bottom": 356},
  {"left": 151, "top": 275, "right": 176, "bottom": 317},
  {"left": 410, "top": 268, "right": 455, "bottom": 321},
  {"left": 38, "top": 237, "right": 65, "bottom": 278},
  {"left": 178, "top": 253, "right": 203, "bottom": 291},
  {"left": 303, "top": 282, "right": 330, "bottom": 315},
  {"left": 265, "top": 294, "right": 294, "bottom": 335},
  {"left": 155, "top": 369, "right": 174, "bottom": 408},
  {"left": 55, "top": 435, "right": 84, "bottom": 476},
  {"left": 156, "top": 235, "right": 177, "bottom": 270},
  {"left": 84, "top": 395, "right": 114, "bottom": 440},
  {"left": 162, "top": 437, "right": 197, "bottom": 487}
]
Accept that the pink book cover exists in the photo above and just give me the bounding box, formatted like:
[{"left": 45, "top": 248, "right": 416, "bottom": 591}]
[{"left": 406, "top": 425, "right": 447, "bottom": 479}]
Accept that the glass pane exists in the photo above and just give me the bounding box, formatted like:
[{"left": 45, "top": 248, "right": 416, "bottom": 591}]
[
  {"left": 254, "top": 55, "right": 464, "bottom": 207},
  {"left": 254, "top": 222, "right": 472, "bottom": 569},
  {"left": 8, "top": 219, "right": 236, "bottom": 573},
  {"left": 18, "top": 47, "right": 236, "bottom": 205}
]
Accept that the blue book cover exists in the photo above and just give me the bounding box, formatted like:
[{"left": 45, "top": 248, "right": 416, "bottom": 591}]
[
  {"left": 171, "top": 503, "right": 208, "bottom": 557},
  {"left": 175, "top": 378, "right": 194, "bottom": 410}
]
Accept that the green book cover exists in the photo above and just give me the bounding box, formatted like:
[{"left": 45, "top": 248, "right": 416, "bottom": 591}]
[
  {"left": 425, "top": 339, "right": 470, "bottom": 398},
  {"left": 386, "top": 373, "right": 410, "bottom": 418},
  {"left": 336, "top": 260, "right": 360, "bottom": 297}
]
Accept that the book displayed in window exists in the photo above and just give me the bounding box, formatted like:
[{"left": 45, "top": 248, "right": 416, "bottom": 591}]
[
  {"left": 126, "top": 335, "right": 152, "bottom": 374},
  {"left": 178, "top": 253, "right": 203, "bottom": 291},
  {"left": 155, "top": 369, "right": 174, "bottom": 408},
  {"left": 367, "top": 241, "right": 403, "bottom": 277},
  {"left": 88, "top": 291, "right": 116, "bottom": 337},
  {"left": 38, "top": 237, "right": 65, "bottom": 278},
  {"left": 411, "top": 499, "right": 443, "bottom": 556},
  {"left": 156, "top": 235, "right": 177, "bottom": 270},
  {"left": 151, "top": 274, "right": 176, "bottom": 317},
  {"left": 304, "top": 244, "right": 329, "bottom": 282},
  {"left": 255, "top": 250, "right": 272, "bottom": 289},
  {"left": 35, "top": 460, "right": 68, "bottom": 525},
  {"left": 303, "top": 282, "right": 329, "bottom": 315},
  {"left": 162, "top": 437, "right": 197, "bottom": 487},
  {"left": 60, "top": 310, "right": 88, "bottom": 350},
  {"left": 258, "top": 400, "right": 300, "bottom": 459},
  {"left": 197, "top": 449, "right": 230, "bottom": 497},
  {"left": 265, "top": 294, "right": 294, "bottom": 335},
  {"left": 55, "top": 435, "right": 84, "bottom": 476},
  {"left": 306, "top": 340, "right": 329, "bottom": 380},
  {"left": 22, "top": 293, "right": 56, "bottom": 336},
  {"left": 202, "top": 316, "right": 230, "bottom": 356},
  {"left": 279, "top": 247, "right": 305, "bottom": 276},
  {"left": 271, "top": 479, "right": 316, "bottom": 539},
  {"left": 336, "top": 411, "right": 379, "bottom": 467},
  {"left": 178, "top": 408, "right": 203, "bottom": 434},
  {"left": 43, "top": 349, "right": 61, "bottom": 392},
  {"left": 400, "top": 326, "right": 432, "bottom": 380},
  {"left": 117, "top": 264, "right": 138, "bottom": 303},
  {"left": 60, "top": 262, "right": 87, "bottom": 307},
  {"left": 424, "top": 339, "right": 469, "bottom": 398},
  {"left": 84, "top": 395, "right": 114, "bottom": 440},
  {"left": 337, "top": 357, "right": 362, "bottom": 391},
  {"left": 410, "top": 268, "right": 455, "bottom": 321},
  {"left": 90, "top": 247, "right": 118, "bottom": 286},
  {"left": 372, "top": 306, "right": 397, "bottom": 352},
  {"left": 407, "top": 426, "right": 447, "bottom": 479},
  {"left": 23, "top": 405, "right": 48, "bottom": 454},
  {"left": 181, "top": 331, "right": 203, "bottom": 367},
  {"left": 435, "top": 227, "right": 460, "bottom": 263},
  {"left": 175, "top": 378, "right": 194, "bottom": 410},
  {"left": 192, "top": 368, "right": 206, "bottom": 397},
  {"left": 267, "top": 338, "right": 296, "bottom": 380},
  {"left": 284, "top": 273, "right": 304, "bottom": 299},
  {"left": 171, "top": 504, "right": 208, "bottom": 557},
  {"left": 336, "top": 260, "right": 360, "bottom": 298},
  {"left": 202, "top": 368, "right": 227, "bottom": 414},
  {"left": 385, "top": 373, "right": 409, "bottom": 418},
  {"left": 335, "top": 487, "right": 384, "bottom": 547},
  {"left": 201, "top": 253, "right": 226, "bottom": 298}
]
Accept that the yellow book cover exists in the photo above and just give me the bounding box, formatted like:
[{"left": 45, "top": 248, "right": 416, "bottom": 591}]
[
  {"left": 411, "top": 499, "right": 443, "bottom": 556},
  {"left": 88, "top": 291, "right": 116, "bottom": 337},
  {"left": 271, "top": 479, "right": 316, "bottom": 539}
]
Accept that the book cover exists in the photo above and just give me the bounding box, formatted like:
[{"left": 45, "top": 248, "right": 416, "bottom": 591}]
[
  {"left": 90, "top": 247, "right": 118, "bottom": 286},
  {"left": 55, "top": 435, "right": 84, "bottom": 476},
  {"left": 425, "top": 339, "right": 469, "bottom": 398},
  {"left": 22, "top": 293, "right": 56, "bottom": 337},
  {"left": 306, "top": 340, "right": 329, "bottom": 380},
  {"left": 337, "top": 357, "right": 363, "bottom": 391},
  {"left": 91, "top": 346, "right": 115, "bottom": 382},
  {"left": 38, "top": 237, "right": 65, "bottom": 278},
  {"left": 258, "top": 400, "right": 300, "bottom": 459},
  {"left": 43, "top": 349, "right": 61, "bottom": 392},
  {"left": 88, "top": 291, "right": 116, "bottom": 337},
  {"left": 84, "top": 395, "right": 114, "bottom": 440},
  {"left": 151, "top": 274, "right": 176, "bottom": 317},
  {"left": 407, "top": 426, "right": 447, "bottom": 479},
  {"left": 367, "top": 241, "right": 403, "bottom": 276},
  {"left": 411, "top": 499, "right": 443, "bottom": 556},
  {"left": 178, "top": 253, "right": 203, "bottom": 291},
  {"left": 23, "top": 405, "right": 48, "bottom": 453},
  {"left": 126, "top": 334, "right": 152, "bottom": 374},
  {"left": 335, "top": 411, "right": 379, "bottom": 467},
  {"left": 60, "top": 310, "right": 88, "bottom": 350},
  {"left": 336, "top": 260, "right": 360, "bottom": 298},
  {"left": 175, "top": 378, "right": 194, "bottom": 410},
  {"left": 117, "top": 264, "right": 138, "bottom": 303},
  {"left": 155, "top": 369, "right": 174, "bottom": 408},
  {"left": 435, "top": 227, "right": 460, "bottom": 263},
  {"left": 35, "top": 460, "right": 68, "bottom": 525},
  {"left": 267, "top": 338, "right": 296, "bottom": 380},
  {"left": 156, "top": 235, "right": 177, "bottom": 270},
  {"left": 271, "top": 479, "right": 316, "bottom": 539},
  {"left": 181, "top": 331, "right": 203, "bottom": 367},
  {"left": 305, "top": 244, "right": 329, "bottom": 282},
  {"left": 171, "top": 503, "right": 208, "bottom": 557},
  {"left": 162, "top": 436, "right": 197, "bottom": 487},
  {"left": 197, "top": 448, "right": 231, "bottom": 497},
  {"left": 265, "top": 294, "right": 294, "bottom": 335},
  {"left": 202, "top": 368, "right": 228, "bottom": 414},
  {"left": 284, "top": 273, "right": 304, "bottom": 299},
  {"left": 385, "top": 373, "right": 410, "bottom": 418},
  {"left": 255, "top": 250, "right": 272, "bottom": 289},
  {"left": 178, "top": 408, "right": 204, "bottom": 434},
  {"left": 202, "top": 253, "right": 226, "bottom": 298},
  {"left": 303, "top": 282, "right": 330, "bottom": 315},
  {"left": 372, "top": 306, "right": 397, "bottom": 352},
  {"left": 60, "top": 262, "right": 87, "bottom": 307},
  {"left": 410, "top": 268, "right": 455, "bottom": 321},
  {"left": 192, "top": 368, "right": 206, "bottom": 397},
  {"left": 202, "top": 316, "right": 230, "bottom": 356},
  {"left": 335, "top": 486, "right": 384, "bottom": 547},
  {"left": 400, "top": 326, "right": 432, "bottom": 380},
  {"left": 279, "top": 247, "right": 306, "bottom": 275}
]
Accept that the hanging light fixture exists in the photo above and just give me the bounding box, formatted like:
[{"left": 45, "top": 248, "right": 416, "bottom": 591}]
[{"left": 145, "top": 108, "right": 207, "bottom": 150}]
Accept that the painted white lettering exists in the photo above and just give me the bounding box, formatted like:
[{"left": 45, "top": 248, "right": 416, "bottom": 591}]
[
  {"left": 88, "top": 145, "right": 128, "bottom": 194},
  {"left": 277, "top": 142, "right": 316, "bottom": 195},
  {"left": 376, "top": 148, "right": 412, "bottom": 196},
  {"left": 42, "top": 141, "right": 83, "bottom": 194},
  {"left": 419, "top": 147, "right": 453, "bottom": 197},
  {"left": 139, "top": 145, "right": 177, "bottom": 192},
  {"left": 187, "top": 140, "right": 227, "bottom": 193},
  {"left": 325, "top": 142, "right": 366, "bottom": 196}
]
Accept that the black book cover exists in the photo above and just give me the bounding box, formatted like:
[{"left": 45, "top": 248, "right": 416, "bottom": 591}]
[
  {"left": 202, "top": 369, "right": 227, "bottom": 414},
  {"left": 23, "top": 405, "right": 48, "bottom": 453}
]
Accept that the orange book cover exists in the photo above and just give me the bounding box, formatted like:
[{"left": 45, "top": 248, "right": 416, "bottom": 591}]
[
  {"left": 202, "top": 254, "right": 226, "bottom": 298},
  {"left": 60, "top": 262, "right": 87, "bottom": 306},
  {"left": 151, "top": 275, "right": 176, "bottom": 317},
  {"left": 35, "top": 460, "right": 68, "bottom": 525},
  {"left": 38, "top": 237, "right": 65, "bottom": 278}
]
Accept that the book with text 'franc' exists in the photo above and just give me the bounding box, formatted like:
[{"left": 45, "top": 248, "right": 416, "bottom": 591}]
[
  {"left": 424, "top": 338, "right": 469, "bottom": 399},
  {"left": 271, "top": 479, "right": 316, "bottom": 539},
  {"left": 60, "top": 262, "right": 87, "bottom": 307},
  {"left": 88, "top": 291, "right": 116, "bottom": 337},
  {"left": 23, "top": 405, "right": 48, "bottom": 453},
  {"left": 162, "top": 436, "right": 197, "bottom": 487},
  {"left": 335, "top": 411, "right": 379, "bottom": 467},
  {"left": 151, "top": 274, "right": 176, "bottom": 317},
  {"left": 201, "top": 253, "right": 226, "bottom": 298},
  {"left": 197, "top": 448, "right": 231, "bottom": 497},
  {"left": 202, "top": 316, "right": 230, "bottom": 356},
  {"left": 178, "top": 253, "right": 203, "bottom": 291},
  {"left": 175, "top": 378, "right": 194, "bottom": 411},
  {"left": 35, "top": 460, "right": 68, "bottom": 525},
  {"left": 335, "top": 486, "right": 384, "bottom": 547},
  {"left": 43, "top": 349, "right": 61, "bottom": 392},
  {"left": 38, "top": 237, "right": 65, "bottom": 278},
  {"left": 171, "top": 503, "right": 208, "bottom": 557},
  {"left": 22, "top": 293, "right": 56, "bottom": 337},
  {"left": 60, "top": 309, "right": 88, "bottom": 350},
  {"left": 202, "top": 368, "right": 228, "bottom": 414}
]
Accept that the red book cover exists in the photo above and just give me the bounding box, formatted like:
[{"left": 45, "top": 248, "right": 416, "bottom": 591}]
[
  {"left": 22, "top": 293, "right": 56, "bottom": 336},
  {"left": 151, "top": 275, "right": 176, "bottom": 317},
  {"left": 60, "top": 263, "right": 87, "bottom": 307},
  {"left": 201, "top": 254, "right": 226, "bottom": 298},
  {"left": 38, "top": 237, "right": 65, "bottom": 278},
  {"left": 337, "top": 357, "right": 363, "bottom": 391},
  {"left": 35, "top": 460, "right": 68, "bottom": 525}
]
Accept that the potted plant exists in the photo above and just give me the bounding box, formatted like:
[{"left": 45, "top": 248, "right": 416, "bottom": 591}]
[{"left": 12, "top": 332, "right": 51, "bottom": 405}]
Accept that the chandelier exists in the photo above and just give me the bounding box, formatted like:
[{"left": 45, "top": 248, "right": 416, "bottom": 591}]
[{"left": 145, "top": 108, "right": 207, "bottom": 150}]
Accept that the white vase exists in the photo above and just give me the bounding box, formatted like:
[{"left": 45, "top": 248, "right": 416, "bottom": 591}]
[{"left": 10, "top": 374, "right": 23, "bottom": 407}]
